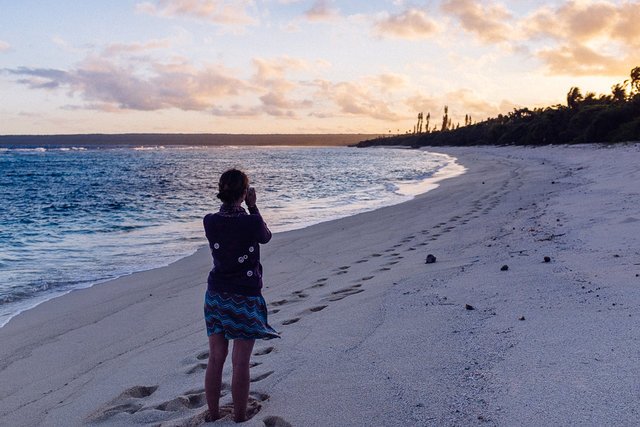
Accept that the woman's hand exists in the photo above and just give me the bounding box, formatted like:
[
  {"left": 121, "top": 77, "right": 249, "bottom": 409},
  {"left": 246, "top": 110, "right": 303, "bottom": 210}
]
[{"left": 245, "top": 187, "right": 257, "bottom": 207}]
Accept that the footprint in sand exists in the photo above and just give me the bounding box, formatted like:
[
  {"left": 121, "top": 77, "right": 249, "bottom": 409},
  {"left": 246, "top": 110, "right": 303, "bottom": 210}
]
[
  {"left": 355, "top": 259, "right": 368, "bottom": 263},
  {"left": 155, "top": 390, "right": 209, "bottom": 412},
  {"left": 250, "top": 371, "right": 274, "bottom": 382},
  {"left": 268, "top": 308, "right": 280, "bottom": 315},
  {"left": 370, "top": 253, "right": 382, "bottom": 257},
  {"left": 196, "top": 351, "right": 209, "bottom": 360},
  {"left": 87, "top": 385, "right": 158, "bottom": 422},
  {"left": 186, "top": 363, "right": 208, "bottom": 375},
  {"left": 325, "top": 285, "right": 364, "bottom": 302},
  {"left": 188, "top": 393, "right": 270, "bottom": 425},
  {"left": 254, "top": 346, "right": 275, "bottom": 356},
  {"left": 264, "top": 415, "right": 294, "bottom": 427},
  {"left": 378, "top": 267, "right": 391, "bottom": 271},
  {"left": 281, "top": 317, "right": 300, "bottom": 325},
  {"left": 298, "top": 305, "right": 328, "bottom": 316},
  {"left": 310, "top": 278, "right": 328, "bottom": 289},
  {"left": 291, "top": 291, "right": 308, "bottom": 299},
  {"left": 270, "top": 299, "right": 291, "bottom": 307},
  {"left": 361, "top": 276, "right": 374, "bottom": 281}
]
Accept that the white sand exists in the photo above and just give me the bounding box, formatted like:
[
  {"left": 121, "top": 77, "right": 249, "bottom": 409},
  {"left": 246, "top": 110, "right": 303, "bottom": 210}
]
[{"left": 1, "top": 143, "right": 639, "bottom": 426}]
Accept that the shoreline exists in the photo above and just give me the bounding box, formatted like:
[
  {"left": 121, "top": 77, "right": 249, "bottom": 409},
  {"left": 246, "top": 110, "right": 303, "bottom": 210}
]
[
  {"left": 0, "top": 149, "right": 465, "bottom": 329},
  {"left": 2, "top": 143, "right": 640, "bottom": 426}
]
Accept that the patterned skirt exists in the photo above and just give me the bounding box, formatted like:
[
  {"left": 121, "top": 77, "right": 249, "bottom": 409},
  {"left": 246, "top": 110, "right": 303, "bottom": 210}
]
[{"left": 204, "top": 290, "right": 280, "bottom": 340}]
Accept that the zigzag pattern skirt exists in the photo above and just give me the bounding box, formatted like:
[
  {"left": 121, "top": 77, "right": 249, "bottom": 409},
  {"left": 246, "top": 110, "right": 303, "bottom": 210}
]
[{"left": 204, "top": 290, "right": 280, "bottom": 340}]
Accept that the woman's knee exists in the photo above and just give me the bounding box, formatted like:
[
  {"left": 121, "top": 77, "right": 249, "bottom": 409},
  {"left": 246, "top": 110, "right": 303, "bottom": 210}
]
[{"left": 209, "top": 334, "right": 229, "bottom": 363}]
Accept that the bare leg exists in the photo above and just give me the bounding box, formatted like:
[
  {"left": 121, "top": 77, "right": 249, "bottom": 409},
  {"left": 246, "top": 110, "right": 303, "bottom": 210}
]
[
  {"left": 231, "top": 339, "right": 255, "bottom": 423},
  {"left": 205, "top": 333, "right": 228, "bottom": 421}
]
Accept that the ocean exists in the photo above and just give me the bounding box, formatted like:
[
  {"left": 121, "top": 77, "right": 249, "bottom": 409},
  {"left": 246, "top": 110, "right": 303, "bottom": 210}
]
[{"left": 0, "top": 144, "right": 464, "bottom": 326}]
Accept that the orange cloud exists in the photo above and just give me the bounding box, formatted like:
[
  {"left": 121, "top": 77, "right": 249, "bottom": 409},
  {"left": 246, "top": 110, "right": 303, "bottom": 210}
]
[
  {"left": 441, "top": 0, "right": 513, "bottom": 43},
  {"left": 135, "top": 0, "right": 257, "bottom": 26},
  {"left": 311, "top": 77, "right": 404, "bottom": 121},
  {"left": 372, "top": 9, "right": 440, "bottom": 39},
  {"left": 536, "top": 43, "right": 636, "bottom": 76},
  {"left": 522, "top": 0, "right": 640, "bottom": 75},
  {"left": 0, "top": 41, "right": 11, "bottom": 52},
  {"left": 305, "top": 0, "right": 340, "bottom": 22}
]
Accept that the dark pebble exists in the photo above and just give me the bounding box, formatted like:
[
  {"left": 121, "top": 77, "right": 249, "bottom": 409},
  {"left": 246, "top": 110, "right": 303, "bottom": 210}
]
[
  {"left": 501, "top": 265, "right": 509, "bottom": 271},
  {"left": 519, "top": 316, "right": 525, "bottom": 321},
  {"left": 544, "top": 256, "right": 551, "bottom": 263},
  {"left": 425, "top": 254, "right": 437, "bottom": 264},
  {"left": 551, "top": 181, "right": 555, "bottom": 184},
  {"left": 465, "top": 304, "right": 475, "bottom": 310}
]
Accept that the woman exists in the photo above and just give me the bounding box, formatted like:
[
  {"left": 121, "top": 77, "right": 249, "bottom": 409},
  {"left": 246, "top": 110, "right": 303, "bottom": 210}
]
[{"left": 203, "top": 168, "right": 279, "bottom": 422}]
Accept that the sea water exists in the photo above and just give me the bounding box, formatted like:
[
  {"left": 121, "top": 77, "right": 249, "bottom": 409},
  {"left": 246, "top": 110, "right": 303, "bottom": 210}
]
[{"left": 0, "top": 144, "right": 464, "bottom": 326}]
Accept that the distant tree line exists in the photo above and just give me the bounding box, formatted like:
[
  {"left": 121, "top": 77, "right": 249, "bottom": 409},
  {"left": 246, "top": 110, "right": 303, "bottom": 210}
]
[{"left": 359, "top": 66, "right": 640, "bottom": 147}]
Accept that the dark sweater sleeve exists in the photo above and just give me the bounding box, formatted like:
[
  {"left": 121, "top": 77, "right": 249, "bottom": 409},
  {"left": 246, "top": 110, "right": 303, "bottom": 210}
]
[{"left": 248, "top": 205, "right": 272, "bottom": 244}]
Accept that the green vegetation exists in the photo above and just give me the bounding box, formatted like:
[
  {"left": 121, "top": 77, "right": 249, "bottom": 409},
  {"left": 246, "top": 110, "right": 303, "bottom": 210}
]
[{"left": 358, "top": 66, "right": 640, "bottom": 147}]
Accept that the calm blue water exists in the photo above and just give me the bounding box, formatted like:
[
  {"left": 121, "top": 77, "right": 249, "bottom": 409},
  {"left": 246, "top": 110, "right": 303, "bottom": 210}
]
[{"left": 0, "top": 144, "right": 464, "bottom": 326}]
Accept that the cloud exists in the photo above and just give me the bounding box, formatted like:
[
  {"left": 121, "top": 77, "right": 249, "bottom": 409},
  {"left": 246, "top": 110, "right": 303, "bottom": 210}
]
[
  {"left": 536, "top": 43, "right": 636, "bottom": 76},
  {"left": 305, "top": 0, "right": 340, "bottom": 22},
  {"left": 520, "top": 0, "right": 640, "bottom": 75},
  {"left": 441, "top": 0, "right": 513, "bottom": 43},
  {"left": 103, "top": 39, "right": 171, "bottom": 56},
  {"left": 0, "top": 40, "right": 11, "bottom": 52},
  {"left": 250, "top": 56, "right": 315, "bottom": 116},
  {"left": 135, "top": 0, "right": 257, "bottom": 26},
  {"left": 6, "top": 57, "right": 248, "bottom": 111},
  {"left": 372, "top": 9, "right": 440, "bottom": 40},
  {"left": 311, "top": 76, "right": 405, "bottom": 121}
]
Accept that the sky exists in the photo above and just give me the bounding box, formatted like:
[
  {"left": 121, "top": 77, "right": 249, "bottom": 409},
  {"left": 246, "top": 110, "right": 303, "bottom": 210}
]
[{"left": 1, "top": 0, "right": 639, "bottom": 135}]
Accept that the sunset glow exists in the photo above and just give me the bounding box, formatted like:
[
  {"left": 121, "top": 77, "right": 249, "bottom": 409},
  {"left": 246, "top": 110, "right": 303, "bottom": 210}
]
[{"left": 1, "top": 0, "right": 639, "bottom": 134}]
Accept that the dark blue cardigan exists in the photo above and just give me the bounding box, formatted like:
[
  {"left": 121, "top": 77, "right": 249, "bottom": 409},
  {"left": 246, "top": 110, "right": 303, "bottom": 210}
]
[{"left": 203, "top": 204, "right": 272, "bottom": 297}]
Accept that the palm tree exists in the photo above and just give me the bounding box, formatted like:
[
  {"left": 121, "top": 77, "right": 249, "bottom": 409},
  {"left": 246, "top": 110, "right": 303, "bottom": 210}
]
[
  {"left": 441, "top": 105, "right": 449, "bottom": 132},
  {"left": 611, "top": 84, "right": 626, "bottom": 102},
  {"left": 630, "top": 66, "right": 640, "bottom": 93},
  {"left": 567, "top": 87, "right": 582, "bottom": 109}
]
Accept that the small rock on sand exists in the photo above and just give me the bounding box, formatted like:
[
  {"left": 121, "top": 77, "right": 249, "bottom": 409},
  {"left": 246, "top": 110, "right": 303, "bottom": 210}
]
[
  {"left": 519, "top": 316, "right": 525, "bottom": 321},
  {"left": 544, "top": 256, "right": 551, "bottom": 262},
  {"left": 501, "top": 265, "right": 509, "bottom": 271},
  {"left": 465, "top": 304, "right": 474, "bottom": 310},
  {"left": 425, "top": 254, "right": 437, "bottom": 264}
]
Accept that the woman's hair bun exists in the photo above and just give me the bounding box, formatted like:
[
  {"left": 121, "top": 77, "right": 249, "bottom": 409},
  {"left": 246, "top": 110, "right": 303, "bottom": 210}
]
[{"left": 217, "top": 169, "right": 249, "bottom": 203}]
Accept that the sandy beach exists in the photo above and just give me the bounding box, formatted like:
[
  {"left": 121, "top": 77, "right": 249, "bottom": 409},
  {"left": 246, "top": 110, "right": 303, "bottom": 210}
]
[{"left": 1, "top": 143, "right": 640, "bottom": 426}]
